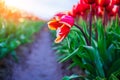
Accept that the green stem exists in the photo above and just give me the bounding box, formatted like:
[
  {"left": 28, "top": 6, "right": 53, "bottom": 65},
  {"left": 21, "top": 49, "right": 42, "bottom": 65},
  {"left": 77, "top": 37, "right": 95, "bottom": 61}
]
[
  {"left": 89, "top": 5, "right": 92, "bottom": 45},
  {"left": 118, "top": 6, "right": 120, "bottom": 26},
  {"left": 103, "top": 8, "right": 107, "bottom": 26},
  {"left": 74, "top": 24, "right": 90, "bottom": 46},
  {"left": 94, "top": 16, "right": 98, "bottom": 41}
]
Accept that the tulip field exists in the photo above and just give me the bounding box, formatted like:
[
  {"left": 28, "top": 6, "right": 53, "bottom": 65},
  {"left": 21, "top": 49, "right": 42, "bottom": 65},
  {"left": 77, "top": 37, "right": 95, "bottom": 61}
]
[
  {"left": 0, "top": 18, "right": 44, "bottom": 60},
  {"left": 0, "top": 1, "right": 45, "bottom": 79},
  {"left": 48, "top": 0, "right": 120, "bottom": 80},
  {"left": 0, "top": 1, "right": 44, "bottom": 61},
  {"left": 1, "top": 0, "right": 120, "bottom": 80}
]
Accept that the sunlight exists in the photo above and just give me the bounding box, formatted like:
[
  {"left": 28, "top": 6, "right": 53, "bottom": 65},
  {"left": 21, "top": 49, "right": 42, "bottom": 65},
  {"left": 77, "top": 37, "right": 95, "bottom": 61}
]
[
  {"left": 4, "top": 0, "right": 78, "bottom": 19},
  {"left": 5, "top": 0, "right": 23, "bottom": 6}
]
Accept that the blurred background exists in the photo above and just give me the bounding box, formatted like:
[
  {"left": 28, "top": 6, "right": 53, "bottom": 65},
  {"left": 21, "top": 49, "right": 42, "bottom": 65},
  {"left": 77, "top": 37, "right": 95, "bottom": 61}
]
[
  {"left": 4, "top": 0, "right": 78, "bottom": 20},
  {"left": 0, "top": 0, "right": 78, "bottom": 80}
]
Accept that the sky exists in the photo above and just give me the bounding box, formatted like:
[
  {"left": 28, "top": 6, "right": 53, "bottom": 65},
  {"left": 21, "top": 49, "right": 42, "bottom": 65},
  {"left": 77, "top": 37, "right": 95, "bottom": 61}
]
[{"left": 5, "top": 0, "right": 78, "bottom": 20}]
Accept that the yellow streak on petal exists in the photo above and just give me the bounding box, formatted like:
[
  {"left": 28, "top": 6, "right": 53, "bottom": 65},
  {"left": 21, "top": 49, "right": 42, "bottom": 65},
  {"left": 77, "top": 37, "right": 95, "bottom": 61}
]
[
  {"left": 48, "top": 25, "right": 57, "bottom": 30},
  {"left": 60, "top": 21, "right": 71, "bottom": 28},
  {"left": 54, "top": 35, "right": 65, "bottom": 43},
  {"left": 47, "top": 20, "right": 57, "bottom": 30}
]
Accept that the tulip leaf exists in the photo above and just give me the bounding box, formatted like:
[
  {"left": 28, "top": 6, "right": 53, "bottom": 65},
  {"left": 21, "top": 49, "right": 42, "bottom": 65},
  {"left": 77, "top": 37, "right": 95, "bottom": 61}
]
[
  {"left": 59, "top": 48, "right": 79, "bottom": 63},
  {"left": 83, "top": 46, "right": 105, "bottom": 77}
]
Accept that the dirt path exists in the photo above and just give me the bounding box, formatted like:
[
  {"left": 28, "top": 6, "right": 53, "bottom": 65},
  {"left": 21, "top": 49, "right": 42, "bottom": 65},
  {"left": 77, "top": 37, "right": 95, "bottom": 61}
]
[{"left": 12, "top": 26, "right": 63, "bottom": 80}]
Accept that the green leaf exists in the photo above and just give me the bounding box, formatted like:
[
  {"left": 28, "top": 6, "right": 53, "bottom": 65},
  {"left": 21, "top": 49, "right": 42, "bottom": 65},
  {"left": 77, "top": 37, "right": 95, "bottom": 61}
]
[
  {"left": 107, "top": 44, "right": 115, "bottom": 62},
  {"left": 0, "top": 48, "right": 9, "bottom": 59},
  {"left": 108, "top": 59, "right": 120, "bottom": 76},
  {"left": 67, "top": 63, "right": 76, "bottom": 70},
  {"left": 9, "top": 39, "right": 21, "bottom": 50},
  {"left": 96, "top": 20, "right": 108, "bottom": 64},
  {"left": 109, "top": 74, "right": 119, "bottom": 80},
  {"left": 83, "top": 46, "right": 96, "bottom": 61},
  {"left": 62, "top": 76, "right": 70, "bottom": 80},
  {"left": 83, "top": 46, "right": 105, "bottom": 77},
  {"left": 59, "top": 48, "right": 79, "bottom": 63},
  {"left": 84, "top": 63, "right": 96, "bottom": 76},
  {"left": 62, "top": 74, "right": 80, "bottom": 80},
  {"left": 94, "top": 76, "right": 106, "bottom": 80},
  {"left": 10, "top": 51, "right": 18, "bottom": 62}
]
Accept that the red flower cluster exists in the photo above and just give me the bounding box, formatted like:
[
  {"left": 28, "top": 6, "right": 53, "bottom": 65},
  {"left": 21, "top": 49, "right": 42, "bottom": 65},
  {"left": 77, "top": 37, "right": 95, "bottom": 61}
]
[
  {"left": 113, "top": 0, "right": 120, "bottom": 5},
  {"left": 48, "top": 0, "right": 120, "bottom": 43}
]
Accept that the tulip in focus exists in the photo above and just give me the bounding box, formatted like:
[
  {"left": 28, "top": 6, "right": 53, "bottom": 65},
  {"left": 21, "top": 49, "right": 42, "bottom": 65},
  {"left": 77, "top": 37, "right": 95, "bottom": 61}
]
[{"left": 48, "top": 13, "right": 74, "bottom": 43}]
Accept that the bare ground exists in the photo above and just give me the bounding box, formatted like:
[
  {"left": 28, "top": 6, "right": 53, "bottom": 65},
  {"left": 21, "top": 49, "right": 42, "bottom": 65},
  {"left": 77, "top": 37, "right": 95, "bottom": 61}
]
[{"left": 11, "top": 26, "right": 63, "bottom": 80}]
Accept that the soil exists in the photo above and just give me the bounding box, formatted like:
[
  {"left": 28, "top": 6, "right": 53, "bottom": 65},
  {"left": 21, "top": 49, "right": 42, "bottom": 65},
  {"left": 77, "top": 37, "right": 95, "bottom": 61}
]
[
  {"left": 0, "top": 59, "right": 12, "bottom": 80},
  {"left": 10, "top": 26, "right": 63, "bottom": 80},
  {"left": 0, "top": 25, "right": 82, "bottom": 80}
]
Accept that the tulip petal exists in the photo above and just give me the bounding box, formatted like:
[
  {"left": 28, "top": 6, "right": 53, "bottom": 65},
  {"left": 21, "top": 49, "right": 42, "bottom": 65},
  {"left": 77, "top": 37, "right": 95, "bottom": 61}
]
[
  {"left": 55, "top": 24, "right": 70, "bottom": 43},
  {"left": 55, "top": 35, "right": 65, "bottom": 43},
  {"left": 60, "top": 15, "right": 74, "bottom": 28},
  {"left": 48, "top": 19, "right": 62, "bottom": 30},
  {"left": 54, "top": 12, "right": 66, "bottom": 18}
]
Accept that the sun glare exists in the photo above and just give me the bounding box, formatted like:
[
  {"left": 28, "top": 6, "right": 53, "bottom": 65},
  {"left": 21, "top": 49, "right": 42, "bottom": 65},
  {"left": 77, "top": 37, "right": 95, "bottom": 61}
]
[
  {"left": 5, "top": 0, "right": 23, "bottom": 7},
  {"left": 4, "top": 0, "right": 78, "bottom": 19}
]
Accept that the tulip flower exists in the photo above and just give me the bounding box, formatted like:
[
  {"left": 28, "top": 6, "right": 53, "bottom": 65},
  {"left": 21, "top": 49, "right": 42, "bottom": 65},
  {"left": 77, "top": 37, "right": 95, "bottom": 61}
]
[
  {"left": 77, "top": 2, "right": 90, "bottom": 13},
  {"left": 96, "top": 0, "right": 110, "bottom": 7},
  {"left": 106, "top": 4, "right": 119, "bottom": 16},
  {"left": 83, "top": 0, "right": 95, "bottom": 4},
  {"left": 48, "top": 13, "right": 74, "bottom": 43},
  {"left": 112, "top": 0, "right": 120, "bottom": 5},
  {"left": 70, "top": 1, "right": 90, "bottom": 19},
  {"left": 70, "top": 4, "right": 81, "bottom": 17},
  {"left": 96, "top": 6, "right": 104, "bottom": 17}
]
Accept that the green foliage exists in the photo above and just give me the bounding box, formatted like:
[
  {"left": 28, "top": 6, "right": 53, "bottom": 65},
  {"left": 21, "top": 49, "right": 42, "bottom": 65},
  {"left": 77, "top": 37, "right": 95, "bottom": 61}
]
[
  {"left": 53, "top": 18, "right": 120, "bottom": 80},
  {"left": 0, "top": 17, "right": 44, "bottom": 61},
  {"left": 62, "top": 74, "right": 80, "bottom": 80}
]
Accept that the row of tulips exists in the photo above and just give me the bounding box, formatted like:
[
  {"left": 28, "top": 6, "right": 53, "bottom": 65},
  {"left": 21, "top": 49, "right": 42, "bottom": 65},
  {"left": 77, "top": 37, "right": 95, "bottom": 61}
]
[
  {"left": 0, "top": 0, "right": 40, "bottom": 23},
  {"left": 0, "top": 17, "right": 44, "bottom": 61},
  {"left": 48, "top": 0, "right": 120, "bottom": 80},
  {"left": 48, "top": 0, "right": 120, "bottom": 44},
  {"left": 0, "top": 0, "right": 45, "bottom": 61}
]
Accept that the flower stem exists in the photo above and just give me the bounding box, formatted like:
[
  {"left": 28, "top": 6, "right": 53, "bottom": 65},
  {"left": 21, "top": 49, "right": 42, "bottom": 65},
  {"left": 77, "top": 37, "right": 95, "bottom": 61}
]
[
  {"left": 118, "top": 6, "right": 120, "bottom": 18},
  {"left": 89, "top": 5, "right": 92, "bottom": 45},
  {"left": 118, "top": 6, "right": 120, "bottom": 26},
  {"left": 103, "top": 8, "right": 107, "bottom": 26},
  {"left": 74, "top": 24, "right": 90, "bottom": 46}
]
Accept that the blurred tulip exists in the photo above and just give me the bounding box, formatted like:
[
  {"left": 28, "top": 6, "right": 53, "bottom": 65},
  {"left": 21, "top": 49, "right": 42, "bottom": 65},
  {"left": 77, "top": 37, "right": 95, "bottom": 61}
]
[
  {"left": 71, "top": 1, "right": 90, "bottom": 18},
  {"left": 106, "top": 4, "right": 119, "bottom": 16},
  {"left": 112, "top": 0, "right": 120, "bottom": 5},
  {"left": 83, "top": 0, "right": 95, "bottom": 4},
  {"left": 96, "top": 0, "right": 110, "bottom": 7},
  {"left": 96, "top": 6, "right": 104, "bottom": 17}
]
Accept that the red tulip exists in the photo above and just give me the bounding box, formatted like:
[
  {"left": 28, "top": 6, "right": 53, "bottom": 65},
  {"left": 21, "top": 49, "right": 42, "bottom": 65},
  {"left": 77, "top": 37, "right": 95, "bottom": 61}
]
[
  {"left": 112, "top": 0, "right": 120, "bottom": 5},
  {"left": 48, "top": 13, "right": 74, "bottom": 43},
  {"left": 70, "top": 0, "right": 90, "bottom": 18},
  {"left": 83, "top": 0, "right": 95, "bottom": 4},
  {"left": 96, "top": 0, "right": 110, "bottom": 7},
  {"left": 106, "top": 5, "right": 119, "bottom": 16},
  {"left": 77, "top": 1, "right": 90, "bottom": 13},
  {"left": 71, "top": 4, "right": 81, "bottom": 17},
  {"left": 96, "top": 6, "right": 104, "bottom": 17}
]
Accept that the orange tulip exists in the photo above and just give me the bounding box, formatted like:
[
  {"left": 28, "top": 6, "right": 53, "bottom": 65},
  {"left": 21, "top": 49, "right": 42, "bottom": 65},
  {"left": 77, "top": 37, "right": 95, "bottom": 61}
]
[{"left": 48, "top": 13, "right": 74, "bottom": 43}]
